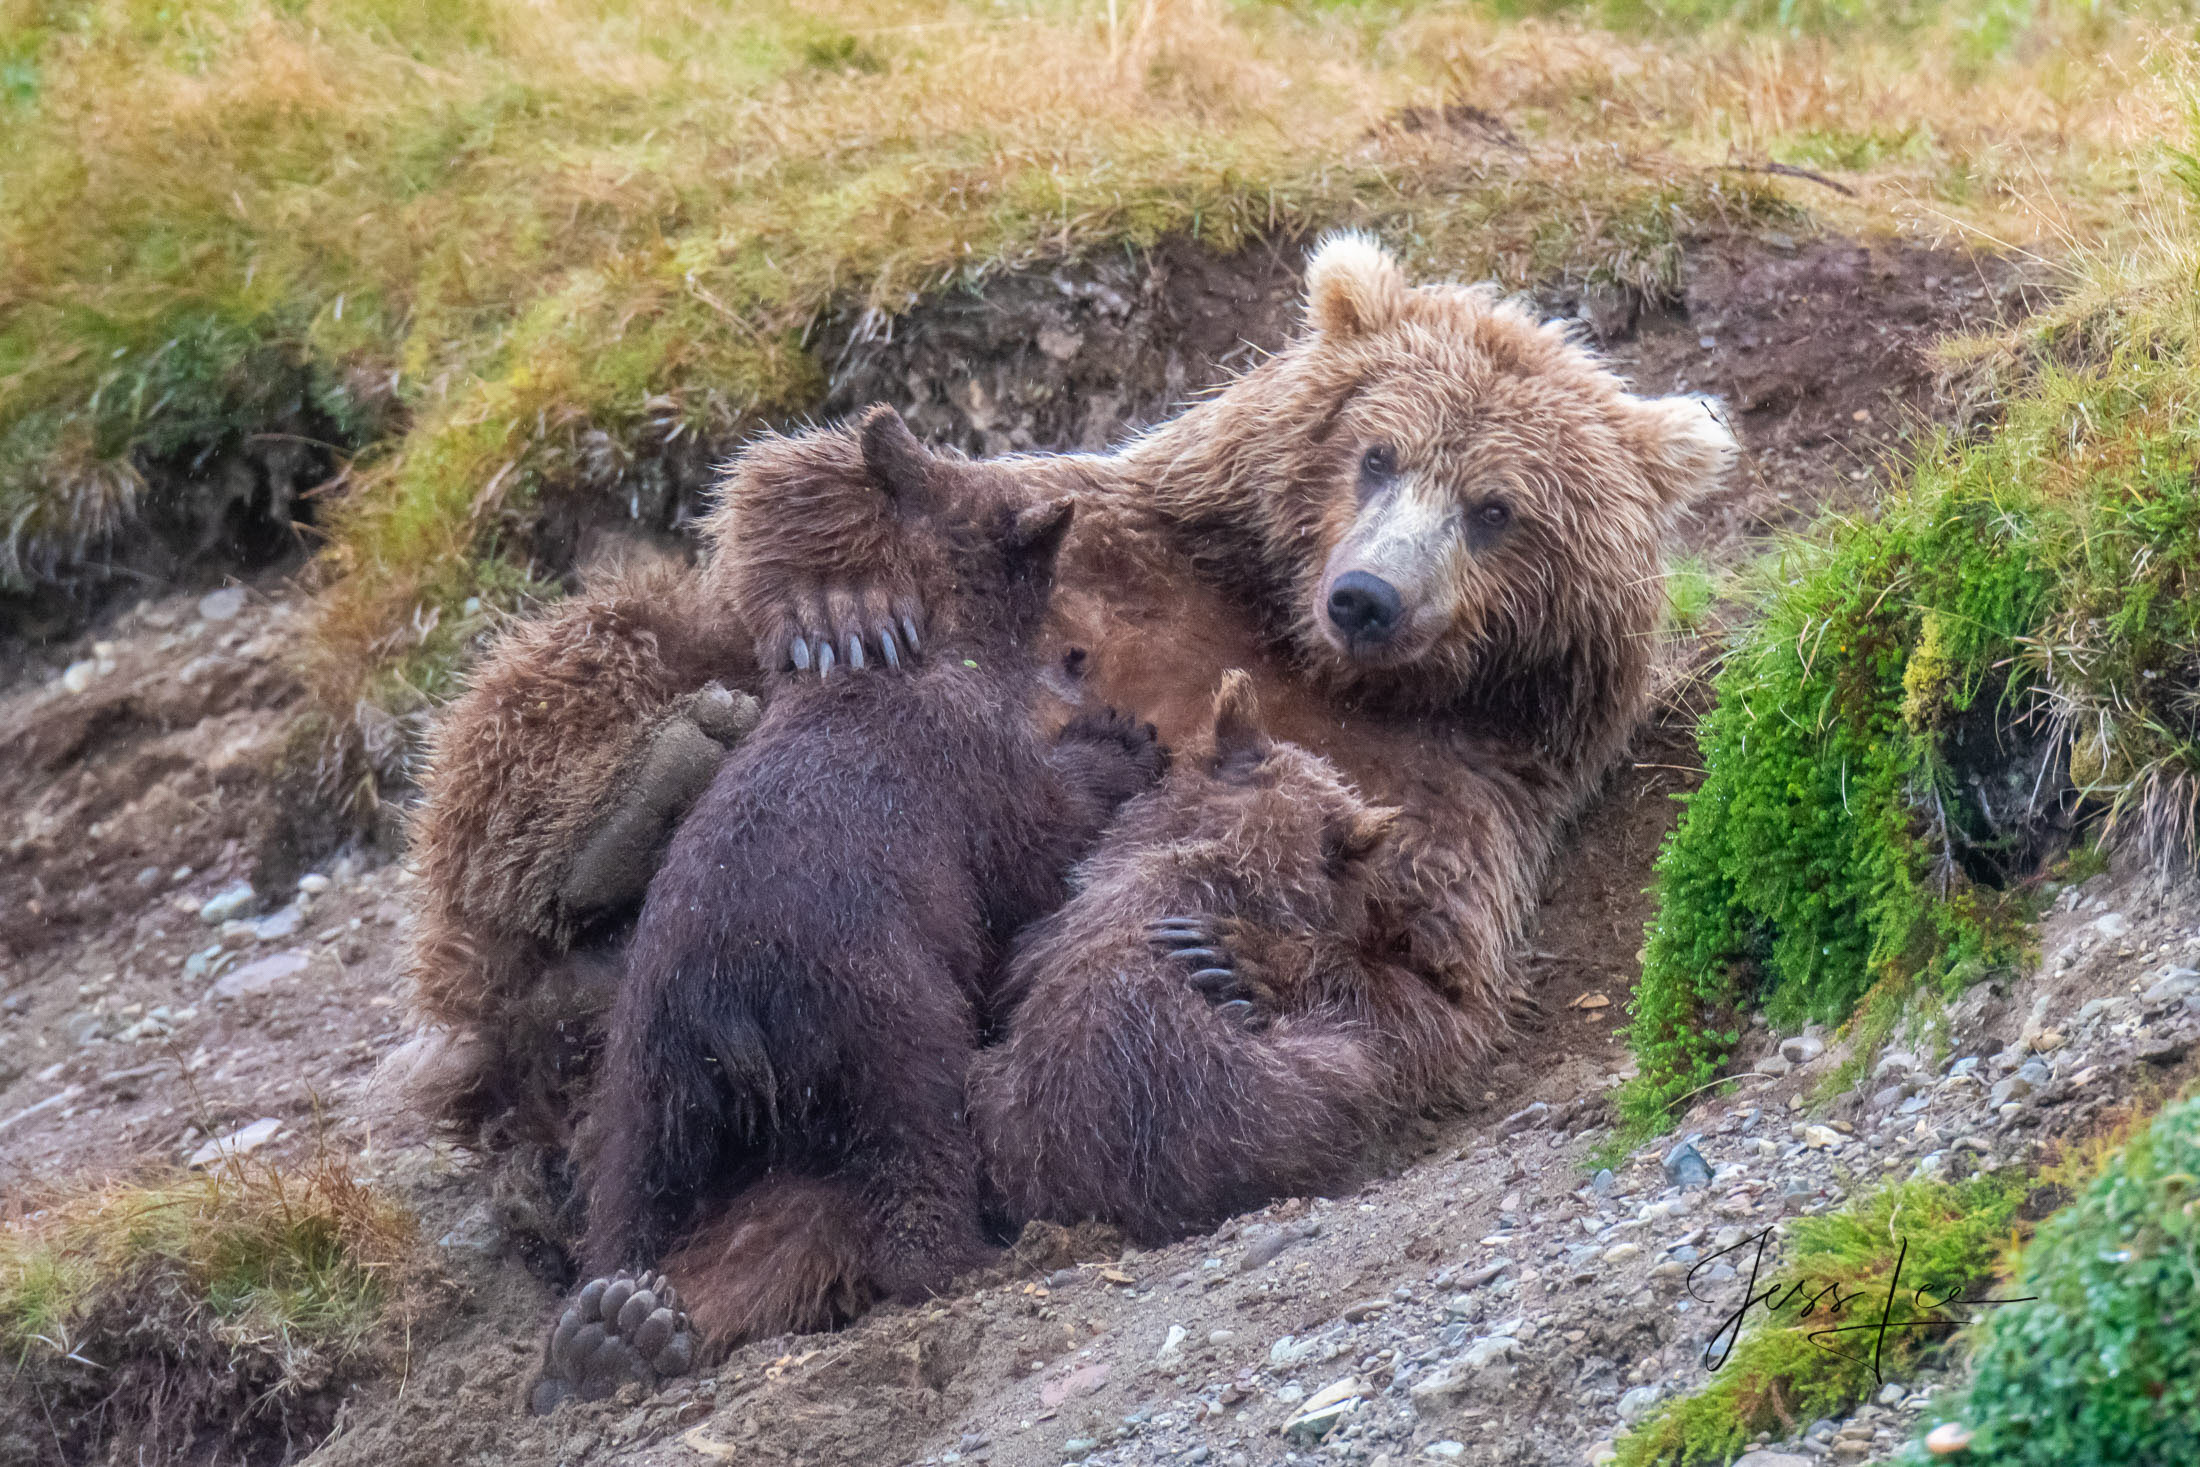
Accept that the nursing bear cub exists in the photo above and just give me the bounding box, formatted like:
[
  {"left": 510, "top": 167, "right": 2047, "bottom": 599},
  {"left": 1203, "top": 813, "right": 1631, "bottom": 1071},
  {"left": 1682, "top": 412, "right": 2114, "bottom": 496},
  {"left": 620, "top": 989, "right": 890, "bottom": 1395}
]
[
  {"left": 537, "top": 409, "right": 1163, "bottom": 1407},
  {"left": 974, "top": 669, "right": 1401, "bottom": 1244}
]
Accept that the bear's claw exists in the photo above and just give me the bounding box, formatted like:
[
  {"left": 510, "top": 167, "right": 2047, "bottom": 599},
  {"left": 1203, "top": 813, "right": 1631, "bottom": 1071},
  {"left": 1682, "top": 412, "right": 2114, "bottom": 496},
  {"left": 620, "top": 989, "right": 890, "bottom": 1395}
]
[
  {"left": 530, "top": 1268, "right": 694, "bottom": 1415},
  {"left": 772, "top": 602, "right": 923, "bottom": 677},
  {"left": 1149, "top": 916, "right": 1272, "bottom": 1025}
]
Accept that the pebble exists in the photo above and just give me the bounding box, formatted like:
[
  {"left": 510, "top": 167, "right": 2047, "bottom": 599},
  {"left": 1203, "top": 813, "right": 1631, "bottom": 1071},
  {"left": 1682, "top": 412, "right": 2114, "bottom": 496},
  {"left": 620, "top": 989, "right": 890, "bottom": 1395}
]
[
  {"left": 1616, "top": 1385, "right": 1661, "bottom": 1423},
  {"left": 187, "top": 1117, "right": 283, "bottom": 1169},
  {"left": 1281, "top": 1378, "right": 1363, "bottom": 1444},
  {"left": 1462, "top": 1335, "right": 1518, "bottom": 1369},
  {"left": 1156, "top": 1324, "right": 1187, "bottom": 1363},
  {"left": 198, "top": 882, "right": 257, "bottom": 924},
  {"left": 198, "top": 586, "right": 248, "bottom": 622},
  {"left": 1780, "top": 1034, "right": 1825, "bottom": 1065},
  {"left": 1925, "top": 1422, "right": 1974, "bottom": 1455},
  {"left": 1662, "top": 1141, "right": 1713, "bottom": 1189},
  {"left": 1801, "top": 1125, "right": 1842, "bottom": 1149},
  {"left": 1601, "top": 1243, "right": 1643, "bottom": 1265},
  {"left": 1061, "top": 1438, "right": 1097, "bottom": 1461},
  {"left": 298, "top": 873, "right": 333, "bottom": 896},
  {"left": 212, "top": 949, "right": 311, "bottom": 1000},
  {"left": 1423, "top": 1446, "right": 1464, "bottom": 1461},
  {"left": 1497, "top": 1101, "right": 1551, "bottom": 1137},
  {"left": 1732, "top": 1455, "right": 1813, "bottom": 1467}
]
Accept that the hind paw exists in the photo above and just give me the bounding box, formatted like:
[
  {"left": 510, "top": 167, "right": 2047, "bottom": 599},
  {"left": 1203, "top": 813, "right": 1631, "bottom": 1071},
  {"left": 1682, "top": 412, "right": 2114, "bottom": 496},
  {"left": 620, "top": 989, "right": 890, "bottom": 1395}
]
[
  {"left": 1148, "top": 916, "right": 1273, "bottom": 1026},
  {"left": 529, "top": 1269, "right": 694, "bottom": 1414}
]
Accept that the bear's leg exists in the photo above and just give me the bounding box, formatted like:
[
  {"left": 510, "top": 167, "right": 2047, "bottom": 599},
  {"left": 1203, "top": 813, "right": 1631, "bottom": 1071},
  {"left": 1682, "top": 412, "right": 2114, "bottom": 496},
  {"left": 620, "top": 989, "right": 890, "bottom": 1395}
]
[
  {"left": 972, "top": 969, "right": 1379, "bottom": 1244},
  {"left": 844, "top": 1036, "right": 997, "bottom": 1303},
  {"left": 530, "top": 1268, "right": 695, "bottom": 1414},
  {"left": 655, "top": 1174, "right": 880, "bottom": 1350}
]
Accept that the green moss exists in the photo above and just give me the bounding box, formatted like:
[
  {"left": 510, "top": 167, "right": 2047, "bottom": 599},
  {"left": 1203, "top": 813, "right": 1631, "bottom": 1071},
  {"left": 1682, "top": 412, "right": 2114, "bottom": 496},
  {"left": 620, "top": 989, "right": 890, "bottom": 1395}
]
[
  {"left": 1907, "top": 1095, "right": 2200, "bottom": 1465},
  {"left": 1614, "top": 1175, "right": 2024, "bottom": 1467},
  {"left": 1622, "top": 164, "right": 2200, "bottom": 1127}
]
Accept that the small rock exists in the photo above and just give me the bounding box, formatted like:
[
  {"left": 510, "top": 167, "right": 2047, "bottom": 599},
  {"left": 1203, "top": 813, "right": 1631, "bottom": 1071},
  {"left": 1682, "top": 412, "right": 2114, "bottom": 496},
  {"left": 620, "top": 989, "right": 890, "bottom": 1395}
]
[
  {"left": 2092, "top": 912, "right": 2131, "bottom": 940},
  {"left": 1208, "top": 1329, "right": 1234, "bottom": 1346},
  {"left": 1591, "top": 1168, "right": 1615, "bottom": 1196},
  {"left": 1662, "top": 1142, "right": 1713, "bottom": 1189},
  {"left": 62, "top": 659, "right": 101, "bottom": 694},
  {"left": 1616, "top": 1385, "right": 1661, "bottom": 1424},
  {"left": 135, "top": 866, "right": 163, "bottom": 889},
  {"left": 199, "top": 883, "right": 257, "bottom": 924},
  {"left": 1341, "top": 1298, "right": 1390, "bottom": 1323},
  {"left": 1281, "top": 1378, "right": 1364, "bottom": 1444},
  {"left": 251, "top": 905, "right": 304, "bottom": 942},
  {"left": 1407, "top": 1370, "right": 1468, "bottom": 1411},
  {"left": 1061, "top": 1438, "right": 1098, "bottom": 1462},
  {"left": 1757, "top": 1053, "right": 1792, "bottom": 1076},
  {"left": 437, "top": 1202, "right": 506, "bottom": 1256},
  {"left": 1270, "top": 1335, "right": 1317, "bottom": 1368},
  {"left": 1496, "top": 1102, "right": 1551, "bottom": 1138},
  {"left": 1877, "top": 1382, "right": 1906, "bottom": 1405},
  {"left": 1988, "top": 1074, "right": 2032, "bottom": 1106},
  {"left": 1925, "top": 1422, "right": 1974, "bottom": 1455},
  {"left": 1156, "top": 1324, "right": 1188, "bottom": 1364},
  {"left": 1871, "top": 1085, "right": 1909, "bottom": 1111},
  {"left": 1732, "top": 1455, "right": 1814, "bottom": 1467},
  {"left": 1780, "top": 1034, "right": 1825, "bottom": 1065},
  {"left": 213, "top": 949, "right": 311, "bottom": 1000},
  {"left": 187, "top": 1117, "right": 283, "bottom": 1169},
  {"left": 298, "top": 873, "right": 333, "bottom": 896},
  {"left": 1946, "top": 1057, "right": 1980, "bottom": 1080},
  {"left": 1463, "top": 1335, "right": 1518, "bottom": 1369},
  {"left": 1801, "top": 1125, "right": 1842, "bottom": 1149},
  {"left": 1601, "top": 1243, "right": 1643, "bottom": 1265},
  {"left": 199, "top": 586, "right": 248, "bottom": 622},
  {"left": 1423, "top": 1446, "right": 1464, "bottom": 1461}
]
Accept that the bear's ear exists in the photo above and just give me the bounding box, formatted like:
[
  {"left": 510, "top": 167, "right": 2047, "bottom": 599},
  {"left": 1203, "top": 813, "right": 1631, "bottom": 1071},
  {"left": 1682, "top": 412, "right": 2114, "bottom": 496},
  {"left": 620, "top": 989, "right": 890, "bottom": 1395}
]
[
  {"left": 1005, "top": 497, "right": 1076, "bottom": 572},
  {"left": 1625, "top": 393, "right": 1736, "bottom": 513},
  {"left": 1209, "top": 668, "right": 1272, "bottom": 770},
  {"left": 858, "top": 404, "right": 934, "bottom": 507},
  {"left": 1321, "top": 804, "right": 1401, "bottom": 872},
  {"left": 1305, "top": 231, "right": 1408, "bottom": 340}
]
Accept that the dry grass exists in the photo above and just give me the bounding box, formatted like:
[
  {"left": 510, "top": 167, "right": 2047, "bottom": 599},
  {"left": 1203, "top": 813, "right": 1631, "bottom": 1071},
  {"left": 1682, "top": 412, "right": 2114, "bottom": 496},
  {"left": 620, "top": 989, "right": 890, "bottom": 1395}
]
[
  {"left": 0, "top": 1147, "right": 433, "bottom": 1465},
  {"left": 0, "top": 0, "right": 2190, "bottom": 733}
]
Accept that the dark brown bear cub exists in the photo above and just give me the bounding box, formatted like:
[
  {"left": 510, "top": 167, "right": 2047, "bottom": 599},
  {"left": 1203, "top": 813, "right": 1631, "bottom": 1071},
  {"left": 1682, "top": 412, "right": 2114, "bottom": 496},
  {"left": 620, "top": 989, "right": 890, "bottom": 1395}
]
[
  {"left": 971, "top": 670, "right": 1399, "bottom": 1244},
  {"left": 540, "top": 408, "right": 1162, "bottom": 1407}
]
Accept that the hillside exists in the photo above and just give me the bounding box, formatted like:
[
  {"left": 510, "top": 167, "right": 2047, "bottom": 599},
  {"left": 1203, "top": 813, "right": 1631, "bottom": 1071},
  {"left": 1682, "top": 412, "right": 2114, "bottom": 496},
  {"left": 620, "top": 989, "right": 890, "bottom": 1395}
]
[{"left": 3, "top": 3, "right": 2198, "bottom": 1466}]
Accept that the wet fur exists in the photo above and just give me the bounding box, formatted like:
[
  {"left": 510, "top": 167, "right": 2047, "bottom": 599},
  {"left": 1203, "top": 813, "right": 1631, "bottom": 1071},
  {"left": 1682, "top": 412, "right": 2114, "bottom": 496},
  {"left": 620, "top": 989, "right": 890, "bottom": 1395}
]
[{"left": 580, "top": 425, "right": 1162, "bottom": 1348}]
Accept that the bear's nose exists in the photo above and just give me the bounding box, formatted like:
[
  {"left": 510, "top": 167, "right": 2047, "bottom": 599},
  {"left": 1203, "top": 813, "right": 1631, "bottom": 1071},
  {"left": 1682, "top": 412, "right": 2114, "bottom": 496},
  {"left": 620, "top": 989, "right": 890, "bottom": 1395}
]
[{"left": 1327, "top": 571, "right": 1403, "bottom": 643}]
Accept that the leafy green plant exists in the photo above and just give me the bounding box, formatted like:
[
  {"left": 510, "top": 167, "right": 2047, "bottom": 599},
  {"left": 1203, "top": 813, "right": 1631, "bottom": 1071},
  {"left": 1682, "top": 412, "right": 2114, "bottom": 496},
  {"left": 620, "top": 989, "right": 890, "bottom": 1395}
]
[
  {"left": 1615, "top": 1175, "right": 2024, "bottom": 1467},
  {"left": 1622, "top": 160, "right": 2200, "bottom": 1129},
  {"left": 1909, "top": 1095, "right": 2200, "bottom": 1465}
]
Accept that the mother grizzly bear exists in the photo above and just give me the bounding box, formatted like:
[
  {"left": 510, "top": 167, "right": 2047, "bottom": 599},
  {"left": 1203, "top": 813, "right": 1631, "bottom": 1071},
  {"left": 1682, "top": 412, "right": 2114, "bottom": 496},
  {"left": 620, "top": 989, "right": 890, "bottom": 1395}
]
[{"left": 405, "top": 233, "right": 1731, "bottom": 1266}]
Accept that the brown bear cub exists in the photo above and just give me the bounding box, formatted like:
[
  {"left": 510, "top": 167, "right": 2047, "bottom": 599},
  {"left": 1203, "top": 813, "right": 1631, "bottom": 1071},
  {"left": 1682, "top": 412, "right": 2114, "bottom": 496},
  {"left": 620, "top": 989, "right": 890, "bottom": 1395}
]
[
  {"left": 536, "top": 408, "right": 1163, "bottom": 1408},
  {"left": 971, "top": 671, "right": 1399, "bottom": 1244}
]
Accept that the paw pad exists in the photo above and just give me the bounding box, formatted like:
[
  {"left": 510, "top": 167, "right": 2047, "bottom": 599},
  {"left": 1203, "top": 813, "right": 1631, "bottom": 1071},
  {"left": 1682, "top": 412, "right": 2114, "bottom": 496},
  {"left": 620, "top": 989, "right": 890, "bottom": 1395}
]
[{"left": 532, "top": 1269, "right": 694, "bottom": 1412}]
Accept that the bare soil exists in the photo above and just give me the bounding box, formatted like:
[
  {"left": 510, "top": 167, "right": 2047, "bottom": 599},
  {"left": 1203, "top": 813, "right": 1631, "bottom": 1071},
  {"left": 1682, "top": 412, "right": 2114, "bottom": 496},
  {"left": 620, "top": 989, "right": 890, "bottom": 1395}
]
[{"left": 0, "top": 230, "right": 2076, "bottom": 1467}]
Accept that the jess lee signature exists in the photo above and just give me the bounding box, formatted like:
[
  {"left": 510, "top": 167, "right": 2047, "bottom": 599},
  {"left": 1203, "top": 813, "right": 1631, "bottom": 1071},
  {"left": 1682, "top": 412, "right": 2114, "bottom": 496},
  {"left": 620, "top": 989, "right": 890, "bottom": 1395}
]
[{"left": 1692, "top": 1228, "right": 2035, "bottom": 1380}]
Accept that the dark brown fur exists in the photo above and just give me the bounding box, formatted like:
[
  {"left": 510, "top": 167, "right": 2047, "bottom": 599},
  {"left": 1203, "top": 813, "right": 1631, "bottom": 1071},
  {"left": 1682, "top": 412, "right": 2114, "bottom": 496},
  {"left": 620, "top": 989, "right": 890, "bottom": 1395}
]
[
  {"left": 408, "top": 234, "right": 1733, "bottom": 1244},
  {"left": 580, "top": 411, "right": 1162, "bottom": 1349},
  {"left": 971, "top": 672, "right": 1401, "bottom": 1243}
]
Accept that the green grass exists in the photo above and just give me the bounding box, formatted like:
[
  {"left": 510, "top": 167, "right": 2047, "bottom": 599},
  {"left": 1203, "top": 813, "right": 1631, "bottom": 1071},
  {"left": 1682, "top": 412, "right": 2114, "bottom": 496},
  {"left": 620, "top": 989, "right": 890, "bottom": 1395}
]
[
  {"left": 1620, "top": 140, "right": 2200, "bottom": 1130},
  {"left": 0, "top": 0, "right": 2181, "bottom": 738},
  {"left": 0, "top": 1153, "right": 423, "bottom": 1450},
  {"left": 1614, "top": 1175, "right": 2025, "bottom": 1467},
  {"left": 1904, "top": 1094, "right": 2200, "bottom": 1465}
]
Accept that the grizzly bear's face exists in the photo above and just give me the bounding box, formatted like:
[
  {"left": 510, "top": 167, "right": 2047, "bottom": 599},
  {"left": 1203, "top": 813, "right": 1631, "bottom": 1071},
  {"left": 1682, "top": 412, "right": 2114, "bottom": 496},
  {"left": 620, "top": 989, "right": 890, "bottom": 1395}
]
[{"left": 1202, "top": 234, "right": 1735, "bottom": 714}]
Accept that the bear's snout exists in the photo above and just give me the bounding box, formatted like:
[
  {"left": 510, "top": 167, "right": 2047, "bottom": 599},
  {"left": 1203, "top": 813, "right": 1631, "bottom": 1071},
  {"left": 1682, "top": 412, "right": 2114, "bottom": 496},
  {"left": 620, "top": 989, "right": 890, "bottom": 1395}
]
[{"left": 1326, "top": 570, "right": 1404, "bottom": 644}]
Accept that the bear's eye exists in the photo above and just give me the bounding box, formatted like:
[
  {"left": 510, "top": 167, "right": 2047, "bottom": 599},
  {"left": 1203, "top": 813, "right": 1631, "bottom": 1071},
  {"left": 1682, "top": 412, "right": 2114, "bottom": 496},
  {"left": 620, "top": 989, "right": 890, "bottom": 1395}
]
[
  {"left": 1477, "top": 501, "right": 1512, "bottom": 529},
  {"left": 1359, "top": 445, "right": 1397, "bottom": 480}
]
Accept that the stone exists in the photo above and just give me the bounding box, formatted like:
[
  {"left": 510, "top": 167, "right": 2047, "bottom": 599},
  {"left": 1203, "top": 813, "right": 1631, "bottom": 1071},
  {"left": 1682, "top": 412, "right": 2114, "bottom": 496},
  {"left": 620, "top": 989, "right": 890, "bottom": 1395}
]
[
  {"left": 1946, "top": 1057, "right": 1981, "bottom": 1080},
  {"left": 1801, "top": 1125, "right": 1842, "bottom": 1149},
  {"left": 1591, "top": 1169, "right": 1615, "bottom": 1196},
  {"left": 2093, "top": 911, "right": 2131, "bottom": 940},
  {"left": 1407, "top": 1370, "right": 1468, "bottom": 1411},
  {"left": 1616, "top": 1386, "right": 1661, "bottom": 1424},
  {"left": 1601, "top": 1243, "right": 1643, "bottom": 1265},
  {"left": 1061, "top": 1439, "right": 1098, "bottom": 1461},
  {"left": 1662, "top": 1142, "right": 1713, "bottom": 1189},
  {"left": 1462, "top": 1335, "right": 1518, "bottom": 1369},
  {"left": 1281, "top": 1378, "right": 1364, "bottom": 1444},
  {"left": 1987, "top": 1075, "right": 2032, "bottom": 1107},
  {"left": 1270, "top": 1335, "right": 1317, "bottom": 1367},
  {"left": 1871, "top": 1085, "right": 1908, "bottom": 1111},
  {"left": 198, "top": 586, "right": 248, "bottom": 622},
  {"left": 199, "top": 883, "right": 257, "bottom": 924},
  {"left": 1157, "top": 1324, "right": 1188, "bottom": 1364},
  {"left": 1780, "top": 1034, "right": 1825, "bottom": 1065},
  {"left": 1757, "top": 1053, "right": 1792, "bottom": 1076},
  {"left": 298, "top": 873, "right": 333, "bottom": 896},
  {"left": 213, "top": 949, "right": 311, "bottom": 999},
  {"left": 187, "top": 1117, "right": 283, "bottom": 1169},
  {"left": 1423, "top": 1446, "right": 1464, "bottom": 1461},
  {"left": 1497, "top": 1102, "right": 1551, "bottom": 1137},
  {"left": 250, "top": 905, "right": 304, "bottom": 942},
  {"left": 1925, "top": 1422, "right": 1974, "bottom": 1455},
  {"left": 1732, "top": 1456, "right": 1814, "bottom": 1467},
  {"left": 1877, "top": 1382, "right": 1906, "bottom": 1405}
]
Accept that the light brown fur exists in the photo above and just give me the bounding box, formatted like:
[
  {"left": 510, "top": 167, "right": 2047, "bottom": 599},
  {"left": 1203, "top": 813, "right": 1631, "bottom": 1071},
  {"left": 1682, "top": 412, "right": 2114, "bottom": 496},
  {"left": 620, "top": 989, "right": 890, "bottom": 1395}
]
[{"left": 406, "top": 234, "right": 1731, "bottom": 1220}]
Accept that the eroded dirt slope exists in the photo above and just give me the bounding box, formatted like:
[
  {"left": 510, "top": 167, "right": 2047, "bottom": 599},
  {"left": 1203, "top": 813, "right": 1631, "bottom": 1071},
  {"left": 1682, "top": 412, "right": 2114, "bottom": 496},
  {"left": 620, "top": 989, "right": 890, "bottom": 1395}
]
[{"left": 0, "top": 232, "right": 2067, "bottom": 1467}]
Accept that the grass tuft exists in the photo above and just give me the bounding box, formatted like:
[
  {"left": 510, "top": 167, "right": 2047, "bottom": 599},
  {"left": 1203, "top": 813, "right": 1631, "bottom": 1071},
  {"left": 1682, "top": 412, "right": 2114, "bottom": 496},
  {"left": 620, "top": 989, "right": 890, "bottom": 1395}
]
[{"left": 0, "top": 1149, "right": 433, "bottom": 1466}]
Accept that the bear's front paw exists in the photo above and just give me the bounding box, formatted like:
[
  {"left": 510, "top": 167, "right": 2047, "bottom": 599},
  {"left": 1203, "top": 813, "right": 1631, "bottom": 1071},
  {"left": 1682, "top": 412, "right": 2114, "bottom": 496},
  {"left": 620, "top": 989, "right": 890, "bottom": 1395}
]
[
  {"left": 1148, "top": 915, "right": 1274, "bottom": 1028},
  {"left": 1058, "top": 706, "right": 1168, "bottom": 778},
  {"left": 762, "top": 587, "right": 926, "bottom": 678},
  {"left": 529, "top": 1269, "right": 694, "bottom": 1415}
]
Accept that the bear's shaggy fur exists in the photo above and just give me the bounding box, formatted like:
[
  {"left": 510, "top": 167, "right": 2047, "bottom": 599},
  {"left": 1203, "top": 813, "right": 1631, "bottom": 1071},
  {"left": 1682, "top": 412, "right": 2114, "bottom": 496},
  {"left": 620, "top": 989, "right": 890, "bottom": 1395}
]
[
  {"left": 972, "top": 671, "right": 1399, "bottom": 1243},
  {"left": 578, "top": 409, "right": 1162, "bottom": 1353},
  {"left": 405, "top": 234, "right": 1732, "bottom": 1231}
]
